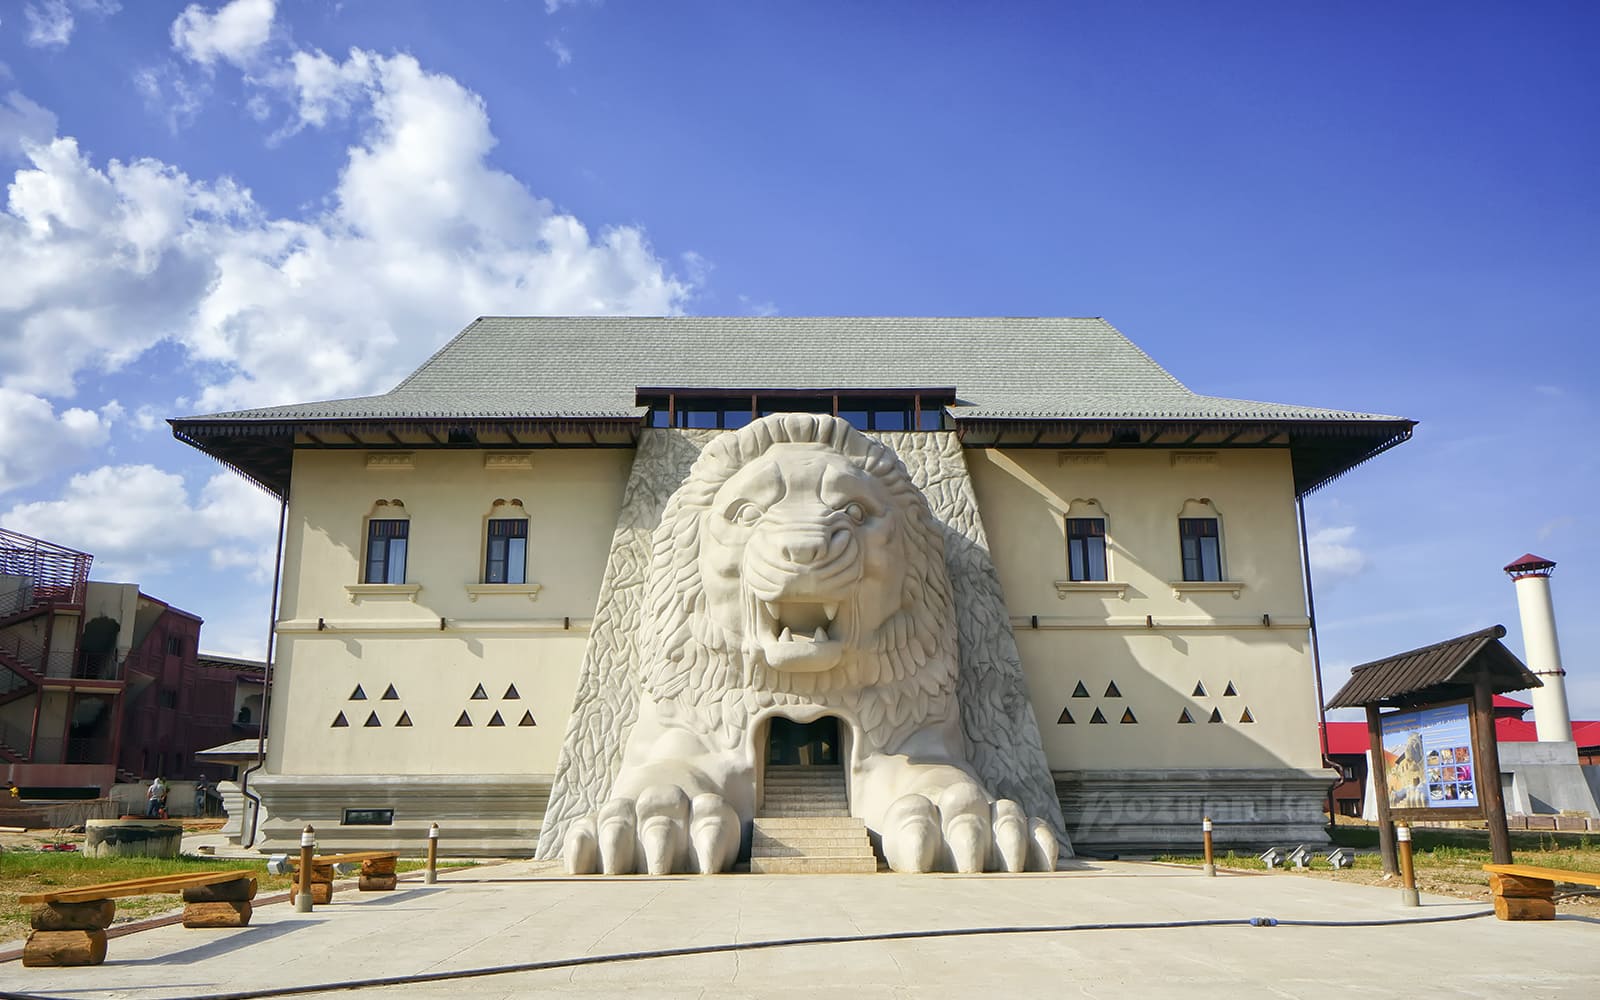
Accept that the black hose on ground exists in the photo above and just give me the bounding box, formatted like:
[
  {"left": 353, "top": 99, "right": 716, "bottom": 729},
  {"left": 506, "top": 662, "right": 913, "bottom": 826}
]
[{"left": 0, "top": 909, "right": 1495, "bottom": 1000}]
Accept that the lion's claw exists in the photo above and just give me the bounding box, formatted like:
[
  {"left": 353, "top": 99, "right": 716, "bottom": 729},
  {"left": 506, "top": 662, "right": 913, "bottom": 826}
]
[
  {"left": 877, "top": 791, "right": 1057, "bottom": 874},
  {"left": 565, "top": 787, "right": 739, "bottom": 876}
]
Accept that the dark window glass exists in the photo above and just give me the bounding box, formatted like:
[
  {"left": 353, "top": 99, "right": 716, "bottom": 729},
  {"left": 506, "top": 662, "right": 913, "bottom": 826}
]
[
  {"left": 722, "top": 406, "right": 753, "bottom": 428},
  {"left": 917, "top": 407, "right": 944, "bottom": 431},
  {"left": 1066, "top": 518, "right": 1107, "bottom": 581},
  {"left": 872, "top": 408, "right": 908, "bottom": 431},
  {"left": 838, "top": 409, "right": 869, "bottom": 430},
  {"left": 1179, "top": 518, "right": 1222, "bottom": 581},
  {"left": 485, "top": 519, "right": 528, "bottom": 584},
  {"left": 648, "top": 409, "right": 671, "bottom": 428},
  {"left": 365, "top": 519, "right": 409, "bottom": 584},
  {"left": 681, "top": 407, "right": 719, "bottom": 429}
]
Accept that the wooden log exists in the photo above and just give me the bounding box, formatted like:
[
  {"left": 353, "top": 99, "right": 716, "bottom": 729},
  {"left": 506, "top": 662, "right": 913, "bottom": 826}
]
[
  {"left": 182, "top": 901, "right": 253, "bottom": 928},
  {"left": 182, "top": 877, "right": 258, "bottom": 903},
  {"left": 311, "top": 881, "right": 333, "bottom": 905},
  {"left": 1493, "top": 895, "right": 1556, "bottom": 921},
  {"left": 358, "top": 874, "right": 398, "bottom": 892},
  {"left": 361, "top": 858, "right": 397, "bottom": 876},
  {"left": 30, "top": 900, "right": 115, "bottom": 931},
  {"left": 1489, "top": 873, "right": 1556, "bottom": 900},
  {"left": 23, "top": 930, "right": 108, "bottom": 967}
]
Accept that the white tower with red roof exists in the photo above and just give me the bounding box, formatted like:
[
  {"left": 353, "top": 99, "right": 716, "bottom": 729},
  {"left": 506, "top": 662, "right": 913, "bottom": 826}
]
[{"left": 1504, "top": 553, "right": 1572, "bottom": 743}]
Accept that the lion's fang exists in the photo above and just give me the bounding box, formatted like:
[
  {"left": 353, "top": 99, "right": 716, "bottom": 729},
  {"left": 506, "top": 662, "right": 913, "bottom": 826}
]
[
  {"left": 813, "top": 626, "right": 828, "bottom": 642},
  {"left": 824, "top": 603, "right": 839, "bottom": 621},
  {"left": 779, "top": 626, "right": 792, "bottom": 643},
  {"left": 764, "top": 602, "right": 780, "bottom": 620}
]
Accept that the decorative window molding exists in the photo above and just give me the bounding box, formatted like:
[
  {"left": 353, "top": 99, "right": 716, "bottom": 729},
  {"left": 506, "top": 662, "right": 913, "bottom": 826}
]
[
  {"left": 345, "top": 583, "right": 423, "bottom": 604},
  {"left": 1058, "top": 451, "right": 1108, "bottom": 467},
  {"left": 362, "top": 499, "right": 410, "bottom": 585},
  {"left": 481, "top": 498, "right": 530, "bottom": 585},
  {"left": 1063, "top": 498, "right": 1110, "bottom": 584},
  {"left": 1169, "top": 580, "right": 1245, "bottom": 600},
  {"left": 1177, "top": 498, "right": 1225, "bottom": 583},
  {"left": 464, "top": 583, "right": 542, "bottom": 602},
  {"left": 365, "top": 452, "right": 414, "bottom": 471},
  {"left": 1054, "top": 580, "right": 1128, "bottom": 599},
  {"left": 1170, "top": 451, "right": 1219, "bottom": 469},
  {"left": 484, "top": 452, "right": 534, "bottom": 471}
]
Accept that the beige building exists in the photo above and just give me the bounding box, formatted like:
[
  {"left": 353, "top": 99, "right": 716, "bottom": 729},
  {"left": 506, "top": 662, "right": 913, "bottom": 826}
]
[{"left": 173, "top": 317, "right": 1413, "bottom": 862}]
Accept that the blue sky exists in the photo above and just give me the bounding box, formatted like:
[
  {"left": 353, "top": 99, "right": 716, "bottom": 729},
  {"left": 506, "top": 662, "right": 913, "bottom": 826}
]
[{"left": 1, "top": 1, "right": 1595, "bottom": 721}]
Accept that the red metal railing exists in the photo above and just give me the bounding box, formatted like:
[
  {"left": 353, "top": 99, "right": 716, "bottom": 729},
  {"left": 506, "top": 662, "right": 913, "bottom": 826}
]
[{"left": 0, "top": 528, "right": 92, "bottom": 609}]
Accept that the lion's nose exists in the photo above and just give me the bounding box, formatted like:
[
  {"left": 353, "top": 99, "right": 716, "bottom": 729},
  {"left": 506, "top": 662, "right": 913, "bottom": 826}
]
[{"left": 780, "top": 531, "right": 828, "bottom": 565}]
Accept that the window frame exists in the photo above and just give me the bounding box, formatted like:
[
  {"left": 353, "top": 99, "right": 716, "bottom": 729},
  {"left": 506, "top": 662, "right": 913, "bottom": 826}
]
[
  {"left": 1065, "top": 517, "right": 1108, "bottom": 582},
  {"left": 1178, "top": 516, "right": 1223, "bottom": 582},
  {"left": 364, "top": 516, "right": 410, "bottom": 584},
  {"left": 484, "top": 517, "right": 529, "bottom": 585}
]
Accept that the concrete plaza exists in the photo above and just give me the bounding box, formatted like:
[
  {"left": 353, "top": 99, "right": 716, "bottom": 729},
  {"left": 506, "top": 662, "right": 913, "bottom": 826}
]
[{"left": 4, "top": 860, "right": 1597, "bottom": 999}]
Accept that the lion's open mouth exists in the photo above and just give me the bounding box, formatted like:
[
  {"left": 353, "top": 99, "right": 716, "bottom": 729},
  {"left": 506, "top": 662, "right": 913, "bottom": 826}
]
[{"left": 752, "top": 598, "right": 847, "bottom": 672}]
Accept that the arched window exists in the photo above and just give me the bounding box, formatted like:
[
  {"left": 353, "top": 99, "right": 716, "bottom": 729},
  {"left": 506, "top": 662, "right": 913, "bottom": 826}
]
[
  {"left": 362, "top": 499, "right": 410, "bottom": 584},
  {"left": 483, "top": 499, "right": 529, "bottom": 584},
  {"left": 1177, "top": 498, "right": 1224, "bottom": 582}
]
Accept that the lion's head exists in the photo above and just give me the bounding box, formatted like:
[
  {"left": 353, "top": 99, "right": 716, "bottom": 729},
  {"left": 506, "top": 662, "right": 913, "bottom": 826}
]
[{"left": 641, "top": 414, "right": 958, "bottom": 746}]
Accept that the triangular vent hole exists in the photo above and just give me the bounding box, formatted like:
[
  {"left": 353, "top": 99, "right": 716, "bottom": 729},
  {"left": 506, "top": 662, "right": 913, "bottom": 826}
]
[
  {"left": 1089, "top": 708, "right": 1108, "bottom": 724},
  {"left": 1192, "top": 682, "right": 1207, "bottom": 698},
  {"left": 395, "top": 711, "right": 412, "bottom": 727},
  {"left": 1058, "top": 707, "right": 1075, "bottom": 725},
  {"left": 1208, "top": 708, "right": 1223, "bottom": 724},
  {"left": 382, "top": 685, "right": 399, "bottom": 700},
  {"left": 503, "top": 684, "right": 520, "bottom": 700},
  {"left": 488, "top": 711, "right": 505, "bottom": 727},
  {"left": 1071, "top": 681, "right": 1090, "bottom": 698},
  {"left": 1178, "top": 708, "right": 1194, "bottom": 724},
  {"left": 350, "top": 686, "right": 366, "bottom": 701},
  {"left": 1240, "top": 707, "right": 1255, "bottom": 724},
  {"left": 1105, "top": 680, "right": 1122, "bottom": 698},
  {"left": 518, "top": 711, "right": 537, "bottom": 727},
  {"left": 455, "top": 711, "right": 472, "bottom": 727},
  {"left": 331, "top": 712, "right": 349, "bottom": 728},
  {"left": 470, "top": 684, "right": 489, "bottom": 700},
  {"left": 1120, "top": 708, "right": 1138, "bottom": 724},
  {"left": 1223, "top": 682, "right": 1238, "bottom": 697},
  {"left": 364, "top": 711, "right": 381, "bottom": 728}
]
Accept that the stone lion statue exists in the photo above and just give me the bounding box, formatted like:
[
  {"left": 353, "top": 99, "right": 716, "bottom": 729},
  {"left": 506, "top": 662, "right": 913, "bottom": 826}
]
[{"left": 562, "top": 413, "right": 1059, "bottom": 874}]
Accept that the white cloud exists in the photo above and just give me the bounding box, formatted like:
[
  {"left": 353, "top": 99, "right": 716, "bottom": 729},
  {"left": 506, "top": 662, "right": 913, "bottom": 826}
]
[
  {"left": 22, "top": 0, "right": 118, "bottom": 50},
  {"left": 171, "top": 0, "right": 276, "bottom": 69},
  {"left": 0, "top": 90, "right": 57, "bottom": 162},
  {"left": 0, "top": 464, "right": 277, "bottom": 582},
  {"left": 1308, "top": 525, "right": 1368, "bottom": 582},
  {"left": 547, "top": 38, "right": 572, "bottom": 67},
  {"left": 0, "top": 387, "right": 114, "bottom": 494},
  {"left": 1, "top": 47, "right": 693, "bottom": 416}
]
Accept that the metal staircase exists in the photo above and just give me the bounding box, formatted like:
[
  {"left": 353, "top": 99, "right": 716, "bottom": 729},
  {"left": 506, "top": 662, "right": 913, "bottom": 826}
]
[{"left": 0, "top": 529, "right": 95, "bottom": 761}]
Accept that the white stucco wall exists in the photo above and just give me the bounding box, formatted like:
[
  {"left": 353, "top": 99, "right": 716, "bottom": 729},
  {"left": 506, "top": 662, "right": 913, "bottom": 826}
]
[
  {"left": 968, "top": 447, "right": 1324, "bottom": 771},
  {"left": 268, "top": 448, "right": 631, "bottom": 776}
]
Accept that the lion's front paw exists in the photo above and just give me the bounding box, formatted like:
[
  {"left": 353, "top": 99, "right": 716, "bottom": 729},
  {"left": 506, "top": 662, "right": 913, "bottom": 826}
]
[
  {"left": 879, "top": 788, "right": 1057, "bottom": 874},
  {"left": 563, "top": 785, "right": 739, "bottom": 875}
]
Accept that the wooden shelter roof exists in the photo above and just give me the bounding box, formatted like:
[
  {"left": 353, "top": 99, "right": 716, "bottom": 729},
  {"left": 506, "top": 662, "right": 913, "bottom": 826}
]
[{"left": 1325, "top": 625, "right": 1541, "bottom": 710}]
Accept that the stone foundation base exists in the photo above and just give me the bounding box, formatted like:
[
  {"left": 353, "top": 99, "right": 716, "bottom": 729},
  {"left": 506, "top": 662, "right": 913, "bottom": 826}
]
[
  {"left": 1056, "top": 768, "right": 1337, "bottom": 857},
  {"left": 251, "top": 774, "right": 550, "bottom": 856}
]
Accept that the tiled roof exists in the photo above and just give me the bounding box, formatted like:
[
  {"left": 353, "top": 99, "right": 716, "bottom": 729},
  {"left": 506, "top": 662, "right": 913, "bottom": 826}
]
[
  {"left": 181, "top": 316, "right": 1406, "bottom": 424},
  {"left": 1324, "top": 625, "right": 1541, "bottom": 709}
]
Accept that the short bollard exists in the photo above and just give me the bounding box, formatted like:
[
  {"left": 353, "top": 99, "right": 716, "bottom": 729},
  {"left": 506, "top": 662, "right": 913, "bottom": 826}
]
[
  {"left": 1396, "top": 824, "right": 1419, "bottom": 907},
  {"left": 425, "top": 823, "right": 439, "bottom": 884},
  {"left": 1201, "top": 817, "right": 1216, "bottom": 877},
  {"left": 296, "top": 826, "right": 316, "bottom": 913}
]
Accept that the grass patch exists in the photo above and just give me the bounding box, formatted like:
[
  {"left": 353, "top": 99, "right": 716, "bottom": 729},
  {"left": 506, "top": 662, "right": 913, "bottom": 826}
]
[{"left": 1, "top": 853, "right": 437, "bottom": 944}]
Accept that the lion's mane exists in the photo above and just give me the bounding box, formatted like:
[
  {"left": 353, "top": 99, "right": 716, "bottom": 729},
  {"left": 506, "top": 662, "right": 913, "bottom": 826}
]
[{"left": 639, "top": 413, "right": 959, "bottom": 753}]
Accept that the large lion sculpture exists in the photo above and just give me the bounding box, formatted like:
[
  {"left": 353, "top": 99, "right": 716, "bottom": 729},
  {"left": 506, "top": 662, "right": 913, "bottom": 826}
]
[{"left": 562, "top": 413, "right": 1059, "bottom": 875}]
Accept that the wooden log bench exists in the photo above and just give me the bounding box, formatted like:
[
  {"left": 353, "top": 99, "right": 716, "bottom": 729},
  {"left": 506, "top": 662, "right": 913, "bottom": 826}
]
[
  {"left": 1482, "top": 863, "right": 1600, "bottom": 920},
  {"left": 18, "top": 869, "right": 258, "bottom": 967},
  {"left": 288, "top": 851, "right": 399, "bottom": 902}
]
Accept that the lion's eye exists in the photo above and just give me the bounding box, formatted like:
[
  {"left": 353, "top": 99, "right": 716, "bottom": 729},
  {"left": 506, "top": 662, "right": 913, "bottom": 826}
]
[
  {"left": 732, "top": 503, "right": 762, "bottom": 526},
  {"left": 843, "top": 502, "right": 866, "bottom": 524}
]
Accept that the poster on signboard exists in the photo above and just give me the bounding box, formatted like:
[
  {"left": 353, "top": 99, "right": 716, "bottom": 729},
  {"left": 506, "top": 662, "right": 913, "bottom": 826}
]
[{"left": 1381, "top": 702, "right": 1478, "bottom": 811}]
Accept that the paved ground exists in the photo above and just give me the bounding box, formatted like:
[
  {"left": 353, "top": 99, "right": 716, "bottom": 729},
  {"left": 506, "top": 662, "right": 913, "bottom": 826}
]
[{"left": 4, "top": 859, "right": 1597, "bottom": 999}]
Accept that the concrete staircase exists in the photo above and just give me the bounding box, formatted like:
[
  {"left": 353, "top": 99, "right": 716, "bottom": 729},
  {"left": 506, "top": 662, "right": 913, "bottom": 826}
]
[{"left": 750, "top": 765, "right": 878, "bottom": 874}]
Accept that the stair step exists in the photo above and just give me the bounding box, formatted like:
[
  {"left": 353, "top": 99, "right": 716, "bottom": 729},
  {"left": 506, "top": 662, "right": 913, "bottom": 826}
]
[
  {"left": 754, "top": 816, "right": 864, "bottom": 828},
  {"left": 750, "top": 856, "right": 879, "bottom": 875},
  {"left": 752, "top": 843, "right": 874, "bottom": 859}
]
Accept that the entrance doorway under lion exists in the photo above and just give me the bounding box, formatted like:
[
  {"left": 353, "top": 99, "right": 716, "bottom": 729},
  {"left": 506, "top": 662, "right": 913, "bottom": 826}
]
[{"left": 759, "top": 717, "right": 849, "bottom": 818}]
